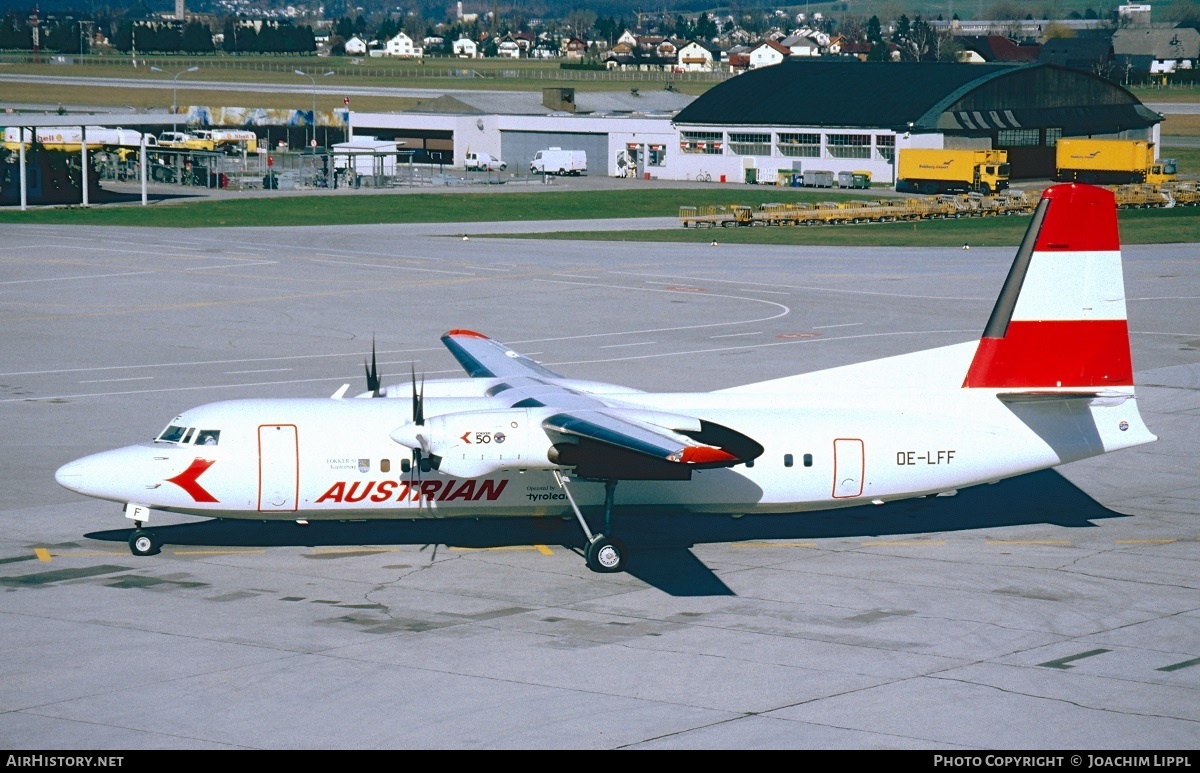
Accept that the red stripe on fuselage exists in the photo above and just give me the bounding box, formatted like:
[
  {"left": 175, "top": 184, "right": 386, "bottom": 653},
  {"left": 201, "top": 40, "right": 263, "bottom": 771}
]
[
  {"left": 166, "top": 458, "right": 219, "bottom": 503},
  {"left": 963, "top": 319, "right": 1132, "bottom": 388}
]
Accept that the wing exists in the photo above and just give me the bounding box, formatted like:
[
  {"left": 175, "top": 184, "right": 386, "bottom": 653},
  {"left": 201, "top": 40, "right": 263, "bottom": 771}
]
[
  {"left": 441, "top": 329, "right": 563, "bottom": 379},
  {"left": 429, "top": 330, "right": 762, "bottom": 478}
]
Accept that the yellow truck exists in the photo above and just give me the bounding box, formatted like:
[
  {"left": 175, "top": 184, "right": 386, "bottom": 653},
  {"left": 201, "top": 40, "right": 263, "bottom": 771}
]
[
  {"left": 896, "top": 148, "right": 1010, "bottom": 195},
  {"left": 1055, "top": 138, "right": 1176, "bottom": 185},
  {"left": 158, "top": 131, "right": 213, "bottom": 151}
]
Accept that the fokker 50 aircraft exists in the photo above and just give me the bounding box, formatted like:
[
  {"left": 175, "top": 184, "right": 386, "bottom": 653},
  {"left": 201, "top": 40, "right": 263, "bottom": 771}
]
[{"left": 56, "top": 184, "right": 1156, "bottom": 572}]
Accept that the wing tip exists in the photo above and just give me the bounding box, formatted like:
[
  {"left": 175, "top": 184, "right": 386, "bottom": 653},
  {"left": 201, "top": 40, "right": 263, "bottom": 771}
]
[
  {"left": 678, "top": 446, "right": 740, "bottom": 465},
  {"left": 444, "top": 328, "right": 489, "bottom": 339}
]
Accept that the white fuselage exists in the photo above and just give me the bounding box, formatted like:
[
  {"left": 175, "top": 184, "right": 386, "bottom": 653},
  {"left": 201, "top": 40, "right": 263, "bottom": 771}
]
[{"left": 55, "top": 379, "right": 1155, "bottom": 523}]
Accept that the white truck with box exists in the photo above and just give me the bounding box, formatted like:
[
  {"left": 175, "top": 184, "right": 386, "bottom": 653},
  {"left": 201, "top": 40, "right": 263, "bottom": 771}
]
[{"left": 530, "top": 147, "right": 587, "bottom": 176}]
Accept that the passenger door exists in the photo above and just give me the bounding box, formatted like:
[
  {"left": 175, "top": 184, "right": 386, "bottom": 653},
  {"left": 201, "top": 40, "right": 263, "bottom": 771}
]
[{"left": 258, "top": 424, "right": 298, "bottom": 512}]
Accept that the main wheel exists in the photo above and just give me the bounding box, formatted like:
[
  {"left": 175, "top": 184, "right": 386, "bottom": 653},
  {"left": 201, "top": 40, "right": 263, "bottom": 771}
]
[
  {"left": 585, "top": 536, "right": 625, "bottom": 573},
  {"left": 129, "top": 530, "right": 160, "bottom": 557}
]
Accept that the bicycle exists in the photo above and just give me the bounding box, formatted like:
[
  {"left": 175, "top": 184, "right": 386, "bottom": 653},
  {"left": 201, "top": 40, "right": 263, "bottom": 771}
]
[{"left": 696, "top": 170, "right": 712, "bottom": 183}]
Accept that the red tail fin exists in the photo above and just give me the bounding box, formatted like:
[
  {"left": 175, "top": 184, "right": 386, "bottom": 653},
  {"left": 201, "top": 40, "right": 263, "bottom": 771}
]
[{"left": 963, "top": 184, "right": 1133, "bottom": 389}]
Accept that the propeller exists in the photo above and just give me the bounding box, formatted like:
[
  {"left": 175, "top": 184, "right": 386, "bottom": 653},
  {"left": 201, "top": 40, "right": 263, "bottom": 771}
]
[
  {"left": 364, "top": 335, "right": 381, "bottom": 398},
  {"left": 398, "top": 363, "right": 440, "bottom": 479}
]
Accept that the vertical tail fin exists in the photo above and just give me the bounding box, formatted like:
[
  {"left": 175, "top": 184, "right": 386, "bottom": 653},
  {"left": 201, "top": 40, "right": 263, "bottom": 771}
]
[{"left": 963, "top": 184, "right": 1133, "bottom": 390}]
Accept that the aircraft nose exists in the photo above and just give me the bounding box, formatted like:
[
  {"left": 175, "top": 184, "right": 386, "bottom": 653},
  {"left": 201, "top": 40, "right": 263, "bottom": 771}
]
[
  {"left": 54, "top": 460, "right": 86, "bottom": 492},
  {"left": 54, "top": 446, "right": 155, "bottom": 501}
]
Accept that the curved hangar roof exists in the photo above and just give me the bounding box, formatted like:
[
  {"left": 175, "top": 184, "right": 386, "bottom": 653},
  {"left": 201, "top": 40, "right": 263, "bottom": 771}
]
[{"left": 673, "top": 60, "right": 1161, "bottom": 134}]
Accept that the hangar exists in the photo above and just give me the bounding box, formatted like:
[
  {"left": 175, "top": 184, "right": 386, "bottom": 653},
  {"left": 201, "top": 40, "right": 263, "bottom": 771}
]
[
  {"left": 671, "top": 59, "right": 1163, "bottom": 183},
  {"left": 348, "top": 60, "right": 1161, "bottom": 184}
]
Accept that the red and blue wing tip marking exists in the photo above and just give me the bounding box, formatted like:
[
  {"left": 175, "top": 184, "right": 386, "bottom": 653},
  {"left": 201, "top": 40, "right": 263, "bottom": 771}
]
[{"left": 443, "top": 329, "right": 489, "bottom": 339}]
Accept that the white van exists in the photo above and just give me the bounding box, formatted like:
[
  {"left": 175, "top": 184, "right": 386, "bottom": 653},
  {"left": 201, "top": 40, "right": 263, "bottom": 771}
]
[
  {"left": 465, "top": 152, "right": 506, "bottom": 171},
  {"left": 530, "top": 148, "right": 587, "bottom": 176}
]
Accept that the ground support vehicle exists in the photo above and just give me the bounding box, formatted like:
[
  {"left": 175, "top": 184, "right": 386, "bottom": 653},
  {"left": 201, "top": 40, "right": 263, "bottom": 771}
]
[
  {"left": 465, "top": 152, "right": 506, "bottom": 171},
  {"left": 896, "top": 148, "right": 1010, "bottom": 195},
  {"left": 678, "top": 205, "right": 753, "bottom": 227},
  {"left": 1165, "top": 181, "right": 1200, "bottom": 206},
  {"left": 1055, "top": 138, "right": 1176, "bottom": 185},
  {"left": 530, "top": 148, "right": 587, "bottom": 175},
  {"left": 1112, "top": 184, "right": 1171, "bottom": 209}
]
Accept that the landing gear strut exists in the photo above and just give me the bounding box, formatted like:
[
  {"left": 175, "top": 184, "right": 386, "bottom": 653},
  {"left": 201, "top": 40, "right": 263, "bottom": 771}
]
[
  {"left": 128, "top": 522, "right": 161, "bottom": 557},
  {"left": 554, "top": 471, "right": 625, "bottom": 573}
]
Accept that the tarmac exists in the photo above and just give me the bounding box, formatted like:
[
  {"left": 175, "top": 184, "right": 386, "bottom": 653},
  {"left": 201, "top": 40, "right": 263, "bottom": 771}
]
[{"left": 0, "top": 209, "right": 1198, "bottom": 749}]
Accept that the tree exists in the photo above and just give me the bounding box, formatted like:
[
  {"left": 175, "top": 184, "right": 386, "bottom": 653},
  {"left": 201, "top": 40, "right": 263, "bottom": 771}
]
[
  {"left": 892, "top": 14, "right": 911, "bottom": 48},
  {"left": 564, "top": 9, "right": 596, "bottom": 40},
  {"left": 867, "top": 15, "right": 882, "bottom": 44},
  {"left": 181, "top": 21, "right": 214, "bottom": 54},
  {"left": 404, "top": 12, "right": 427, "bottom": 44}
]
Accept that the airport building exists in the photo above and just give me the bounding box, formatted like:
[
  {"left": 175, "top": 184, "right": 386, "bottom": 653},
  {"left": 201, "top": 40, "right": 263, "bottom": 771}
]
[{"left": 348, "top": 60, "right": 1165, "bottom": 183}]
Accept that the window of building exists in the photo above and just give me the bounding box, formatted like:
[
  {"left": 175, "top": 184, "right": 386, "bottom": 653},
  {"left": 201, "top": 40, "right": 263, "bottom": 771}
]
[
  {"left": 875, "top": 134, "right": 895, "bottom": 162},
  {"left": 997, "top": 129, "right": 1042, "bottom": 147},
  {"left": 1046, "top": 128, "right": 1062, "bottom": 147},
  {"left": 728, "top": 132, "right": 771, "bottom": 156},
  {"left": 680, "top": 131, "right": 723, "bottom": 155},
  {"left": 777, "top": 132, "right": 821, "bottom": 158},
  {"left": 827, "top": 133, "right": 872, "bottom": 159},
  {"left": 647, "top": 144, "right": 667, "bottom": 166}
]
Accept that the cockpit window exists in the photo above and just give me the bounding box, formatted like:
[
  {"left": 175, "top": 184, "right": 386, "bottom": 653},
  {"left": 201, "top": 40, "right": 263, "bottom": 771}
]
[
  {"left": 181, "top": 428, "right": 195, "bottom": 444},
  {"left": 196, "top": 430, "right": 221, "bottom": 446},
  {"left": 157, "top": 425, "right": 188, "bottom": 443}
]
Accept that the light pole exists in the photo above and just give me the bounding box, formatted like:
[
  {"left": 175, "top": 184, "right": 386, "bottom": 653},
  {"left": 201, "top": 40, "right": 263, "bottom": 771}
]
[
  {"left": 295, "top": 69, "right": 334, "bottom": 149},
  {"left": 151, "top": 65, "right": 199, "bottom": 129}
]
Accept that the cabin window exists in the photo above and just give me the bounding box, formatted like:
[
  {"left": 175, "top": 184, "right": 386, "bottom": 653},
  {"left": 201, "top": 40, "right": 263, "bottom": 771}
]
[
  {"left": 784, "top": 454, "right": 794, "bottom": 468},
  {"left": 196, "top": 430, "right": 221, "bottom": 446},
  {"left": 401, "top": 458, "right": 411, "bottom": 473},
  {"left": 381, "top": 459, "right": 391, "bottom": 473},
  {"left": 157, "top": 425, "right": 187, "bottom": 443},
  {"left": 803, "top": 453, "right": 813, "bottom": 467}
]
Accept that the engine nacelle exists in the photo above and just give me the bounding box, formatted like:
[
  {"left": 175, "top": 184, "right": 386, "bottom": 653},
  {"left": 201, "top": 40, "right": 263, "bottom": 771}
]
[{"left": 390, "top": 408, "right": 561, "bottom": 478}]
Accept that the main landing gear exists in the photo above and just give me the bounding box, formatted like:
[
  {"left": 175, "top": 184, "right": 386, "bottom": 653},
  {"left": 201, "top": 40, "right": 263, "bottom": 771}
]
[
  {"left": 128, "top": 522, "right": 161, "bottom": 556},
  {"left": 554, "top": 472, "right": 626, "bottom": 573}
]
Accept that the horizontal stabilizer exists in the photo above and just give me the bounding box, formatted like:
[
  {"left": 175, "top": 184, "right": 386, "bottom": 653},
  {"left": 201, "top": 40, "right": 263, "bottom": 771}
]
[{"left": 995, "top": 390, "right": 1133, "bottom": 406}]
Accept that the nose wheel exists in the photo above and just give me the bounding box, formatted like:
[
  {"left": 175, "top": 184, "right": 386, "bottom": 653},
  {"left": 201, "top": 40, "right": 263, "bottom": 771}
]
[{"left": 128, "top": 529, "right": 161, "bottom": 557}]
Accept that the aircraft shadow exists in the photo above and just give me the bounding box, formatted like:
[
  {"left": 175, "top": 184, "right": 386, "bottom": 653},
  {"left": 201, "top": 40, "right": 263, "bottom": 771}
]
[{"left": 85, "top": 469, "right": 1126, "bottom": 597}]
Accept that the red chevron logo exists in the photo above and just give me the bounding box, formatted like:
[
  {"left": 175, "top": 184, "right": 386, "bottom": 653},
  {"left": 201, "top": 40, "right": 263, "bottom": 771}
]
[{"left": 166, "top": 458, "right": 219, "bottom": 503}]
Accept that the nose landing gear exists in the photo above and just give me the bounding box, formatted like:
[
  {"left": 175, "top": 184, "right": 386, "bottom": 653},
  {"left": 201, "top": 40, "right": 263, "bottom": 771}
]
[{"left": 128, "top": 522, "right": 161, "bottom": 556}]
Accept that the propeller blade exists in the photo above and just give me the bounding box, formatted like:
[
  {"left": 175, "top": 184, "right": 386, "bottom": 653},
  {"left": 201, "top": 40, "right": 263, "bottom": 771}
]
[
  {"left": 417, "top": 372, "right": 425, "bottom": 426},
  {"left": 365, "top": 336, "right": 381, "bottom": 397},
  {"left": 410, "top": 363, "right": 421, "bottom": 424}
]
